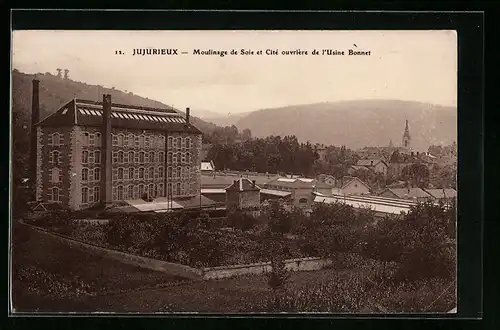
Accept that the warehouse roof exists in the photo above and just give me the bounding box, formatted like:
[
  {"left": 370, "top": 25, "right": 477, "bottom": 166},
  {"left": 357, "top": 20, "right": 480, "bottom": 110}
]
[{"left": 36, "top": 99, "right": 202, "bottom": 134}]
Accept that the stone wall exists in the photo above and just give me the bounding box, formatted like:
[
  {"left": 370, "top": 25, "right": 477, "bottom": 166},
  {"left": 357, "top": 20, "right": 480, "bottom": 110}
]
[{"left": 202, "top": 257, "right": 333, "bottom": 280}]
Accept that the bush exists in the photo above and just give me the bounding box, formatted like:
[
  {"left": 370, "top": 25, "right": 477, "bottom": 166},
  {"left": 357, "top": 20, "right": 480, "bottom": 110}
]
[{"left": 227, "top": 210, "right": 258, "bottom": 232}]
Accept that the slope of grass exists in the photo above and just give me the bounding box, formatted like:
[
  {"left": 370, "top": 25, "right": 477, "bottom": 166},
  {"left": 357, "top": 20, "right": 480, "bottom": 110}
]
[{"left": 11, "top": 222, "right": 187, "bottom": 312}]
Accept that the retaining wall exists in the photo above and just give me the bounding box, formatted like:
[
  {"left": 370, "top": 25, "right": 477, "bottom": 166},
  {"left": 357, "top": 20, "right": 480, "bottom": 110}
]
[
  {"left": 20, "top": 221, "right": 334, "bottom": 282},
  {"left": 19, "top": 221, "right": 202, "bottom": 280},
  {"left": 202, "top": 257, "right": 333, "bottom": 280}
]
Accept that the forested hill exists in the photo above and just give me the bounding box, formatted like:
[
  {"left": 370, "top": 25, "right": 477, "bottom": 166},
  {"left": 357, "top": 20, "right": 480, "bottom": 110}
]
[
  {"left": 11, "top": 69, "right": 218, "bottom": 134},
  {"left": 234, "top": 100, "right": 457, "bottom": 151}
]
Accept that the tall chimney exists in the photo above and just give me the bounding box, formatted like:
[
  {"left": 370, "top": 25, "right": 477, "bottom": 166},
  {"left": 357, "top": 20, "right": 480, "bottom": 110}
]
[
  {"left": 101, "top": 94, "right": 112, "bottom": 204},
  {"left": 186, "top": 107, "right": 190, "bottom": 124},
  {"left": 30, "top": 79, "right": 40, "bottom": 200}
]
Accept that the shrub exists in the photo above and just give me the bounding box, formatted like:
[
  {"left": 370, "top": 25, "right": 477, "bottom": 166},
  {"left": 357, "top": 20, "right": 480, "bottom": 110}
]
[{"left": 267, "top": 242, "right": 290, "bottom": 292}]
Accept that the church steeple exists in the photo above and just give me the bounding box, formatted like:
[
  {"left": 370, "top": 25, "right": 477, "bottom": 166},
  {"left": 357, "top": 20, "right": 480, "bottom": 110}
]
[{"left": 402, "top": 119, "right": 411, "bottom": 149}]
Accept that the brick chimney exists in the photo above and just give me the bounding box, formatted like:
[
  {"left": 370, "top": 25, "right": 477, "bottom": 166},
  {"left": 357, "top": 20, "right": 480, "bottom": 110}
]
[
  {"left": 186, "top": 107, "right": 190, "bottom": 124},
  {"left": 101, "top": 94, "right": 113, "bottom": 204},
  {"left": 30, "top": 79, "right": 40, "bottom": 200}
]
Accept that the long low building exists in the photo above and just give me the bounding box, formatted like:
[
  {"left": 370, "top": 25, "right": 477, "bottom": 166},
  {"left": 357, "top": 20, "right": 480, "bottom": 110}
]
[{"left": 313, "top": 193, "right": 414, "bottom": 217}]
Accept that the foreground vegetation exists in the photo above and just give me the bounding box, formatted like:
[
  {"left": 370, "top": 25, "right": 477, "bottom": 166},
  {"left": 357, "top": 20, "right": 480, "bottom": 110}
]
[{"left": 20, "top": 197, "right": 456, "bottom": 312}]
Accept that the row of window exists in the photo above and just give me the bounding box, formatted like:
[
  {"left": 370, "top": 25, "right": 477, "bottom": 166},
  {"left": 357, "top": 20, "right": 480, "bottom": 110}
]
[
  {"left": 50, "top": 131, "right": 196, "bottom": 150},
  {"left": 81, "top": 186, "right": 101, "bottom": 204},
  {"left": 80, "top": 131, "right": 194, "bottom": 150},
  {"left": 82, "top": 150, "right": 101, "bottom": 164},
  {"left": 82, "top": 166, "right": 195, "bottom": 182},
  {"left": 109, "top": 182, "right": 196, "bottom": 202},
  {"left": 110, "top": 151, "right": 193, "bottom": 165}
]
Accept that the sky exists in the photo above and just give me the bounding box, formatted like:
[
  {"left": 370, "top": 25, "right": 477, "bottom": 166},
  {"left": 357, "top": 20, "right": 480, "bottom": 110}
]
[{"left": 12, "top": 30, "right": 457, "bottom": 115}]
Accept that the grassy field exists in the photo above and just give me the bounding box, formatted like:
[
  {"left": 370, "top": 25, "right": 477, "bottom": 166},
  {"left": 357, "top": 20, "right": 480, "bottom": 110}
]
[{"left": 11, "top": 222, "right": 187, "bottom": 312}]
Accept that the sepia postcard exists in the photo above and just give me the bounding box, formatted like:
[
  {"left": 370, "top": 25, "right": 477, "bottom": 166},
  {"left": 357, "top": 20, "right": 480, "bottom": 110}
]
[{"left": 10, "top": 29, "right": 458, "bottom": 315}]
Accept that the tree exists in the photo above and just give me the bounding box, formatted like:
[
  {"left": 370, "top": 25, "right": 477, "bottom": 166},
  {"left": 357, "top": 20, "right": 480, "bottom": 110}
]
[
  {"left": 56, "top": 68, "right": 62, "bottom": 78},
  {"left": 402, "top": 163, "right": 430, "bottom": 188},
  {"left": 241, "top": 128, "right": 252, "bottom": 141}
]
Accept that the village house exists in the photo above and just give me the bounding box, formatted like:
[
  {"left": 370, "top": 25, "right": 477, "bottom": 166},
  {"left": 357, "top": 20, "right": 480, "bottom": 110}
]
[
  {"left": 200, "top": 160, "right": 215, "bottom": 173},
  {"left": 29, "top": 78, "right": 204, "bottom": 210},
  {"left": 423, "top": 188, "right": 457, "bottom": 203},
  {"left": 225, "top": 178, "right": 261, "bottom": 217},
  {"left": 378, "top": 187, "right": 432, "bottom": 202},
  {"left": 263, "top": 176, "right": 332, "bottom": 209},
  {"left": 353, "top": 159, "right": 388, "bottom": 175}
]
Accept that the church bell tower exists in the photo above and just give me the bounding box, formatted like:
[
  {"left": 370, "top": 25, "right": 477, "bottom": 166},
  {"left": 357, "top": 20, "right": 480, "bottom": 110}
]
[{"left": 402, "top": 119, "right": 411, "bottom": 150}]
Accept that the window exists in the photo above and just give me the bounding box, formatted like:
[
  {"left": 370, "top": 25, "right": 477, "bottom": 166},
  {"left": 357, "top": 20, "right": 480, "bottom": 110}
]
[
  {"left": 118, "top": 151, "right": 124, "bottom": 163},
  {"left": 89, "top": 151, "right": 95, "bottom": 164},
  {"left": 50, "top": 168, "right": 61, "bottom": 183},
  {"left": 157, "top": 183, "right": 164, "bottom": 197},
  {"left": 177, "top": 167, "right": 181, "bottom": 178},
  {"left": 167, "top": 152, "right": 172, "bottom": 163},
  {"left": 167, "top": 167, "right": 172, "bottom": 179},
  {"left": 128, "top": 185, "right": 133, "bottom": 200},
  {"left": 112, "top": 168, "right": 118, "bottom": 181},
  {"left": 82, "top": 132, "right": 90, "bottom": 146},
  {"left": 167, "top": 183, "right": 172, "bottom": 196},
  {"left": 82, "top": 150, "right": 89, "bottom": 164},
  {"left": 148, "top": 184, "right": 155, "bottom": 198},
  {"left": 112, "top": 187, "right": 117, "bottom": 201},
  {"left": 112, "top": 134, "right": 118, "bottom": 146},
  {"left": 134, "top": 151, "right": 139, "bottom": 164},
  {"left": 138, "top": 184, "right": 145, "bottom": 197},
  {"left": 176, "top": 183, "right": 181, "bottom": 196},
  {"left": 50, "top": 187, "right": 62, "bottom": 202},
  {"left": 150, "top": 151, "right": 155, "bottom": 163},
  {"left": 82, "top": 187, "right": 89, "bottom": 203},
  {"left": 128, "top": 134, "right": 134, "bottom": 147},
  {"left": 159, "top": 152, "right": 165, "bottom": 163},
  {"left": 112, "top": 151, "right": 118, "bottom": 164},
  {"left": 181, "top": 152, "right": 186, "bottom": 164},
  {"left": 118, "top": 134, "right": 124, "bottom": 147},
  {"left": 139, "top": 167, "right": 144, "bottom": 179},
  {"left": 167, "top": 136, "right": 173, "bottom": 149},
  {"left": 123, "top": 134, "right": 129, "bottom": 147},
  {"left": 50, "top": 132, "right": 61, "bottom": 146},
  {"left": 128, "top": 151, "right": 134, "bottom": 164},
  {"left": 117, "top": 185, "right": 124, "bottom": 200},
  {"left": 158, "top": 166, "right": 164, "bottom": 179},
  {"left": 149, "top": 167, "right": 154, "bottom": 180},
  {"left": 185, "top": 137, "right": 191, "bottom": 149},
  {"left": 129, "top": 168, "right": 135, "bottom": 181},
  {"left": 139, "top": 135, "right": 145, "bottom": 148},
  {"left": 95, "top": 133, "right": 102, "bottom": 147},
  {"left": 177, "top": 152, "right": 181, "bottom": 164},
  {"left": 176, "top": 137, "right": 181, "bottom": 149},
  {"left": 124, "top": 151, "right": 129, "bottom": 163},
  {"left": 94, "top": 167, "right": 101, "bottom": 181},
  {"left": 118, "top": 168, "right": 124, "bottom": 180},
  {"left": 82, "top": 168, "right": 89, "bottom": 181},
  {"left": 144, "top": 152, "right": 149, "bottom": 163},
  {"left": 95, "top": 150, "right": 101, "bottom": 164},
  {"left": 139, "top": 151, "right": 145, "bottom": 163},
  {"left": 145, "top": 136, "right": 150, "bottom": 148},
  {"left": 173, "top": 153, "right": 177, "bottom": 164},
  {"left": 94, "top": 186, "right": 100, "bottom": 202},
  {"left": 49, "top": 151, "right": 60, "bottom": 165},
  {"left": 134, "top": 136, "right": 140, "bottom": 147},
  {"left": 89, "top": 134, "right": 95, "bottom": 146},
  {"left": 186, "top": 152, "right": 191, "bottom": 163}
]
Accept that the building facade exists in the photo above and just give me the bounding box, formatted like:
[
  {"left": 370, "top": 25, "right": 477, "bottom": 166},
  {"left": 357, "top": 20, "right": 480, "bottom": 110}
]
[
  {"left": 31, "top": 79, "right": 203, "bottom": 210},
  {"left": 225, "top": 178, "right": 261, "bottom": 217}
]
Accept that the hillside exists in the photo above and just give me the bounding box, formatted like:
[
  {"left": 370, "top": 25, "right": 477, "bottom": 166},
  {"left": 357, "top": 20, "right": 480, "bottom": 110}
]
[
  {"left": 11, "top": 69, "right": 218, "bottom": 134},
  {"left": 234, "top": 100, "right": 457, "bottom": 151}
]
